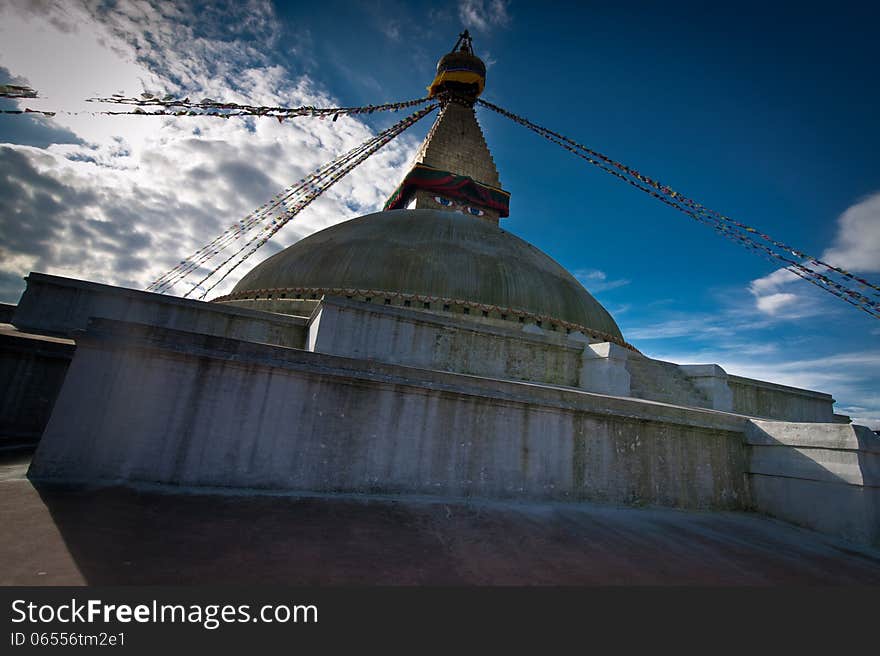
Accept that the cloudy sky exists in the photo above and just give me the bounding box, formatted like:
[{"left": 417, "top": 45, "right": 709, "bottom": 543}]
[{"left": 1, "top": 0, "right": 878, "bottom": 427}]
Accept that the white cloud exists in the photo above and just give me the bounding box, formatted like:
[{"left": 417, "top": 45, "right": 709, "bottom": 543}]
[
  {"left": 573, "top": 268, "right": 630, "bottom": 293},
  {"left": 749, "top": 267, "right": 801, "bottom": 296},
  {"left": 457, "top": 0, "right": 511, "bottom": 32},
  {"left": 747, "top": 267, "right": 828, "bottom": 319},
  {"left": 822, "top": 192, "right": 880, "bottom": 272},
  {"left": 0, "top": 247, "right": 39, "bottom": 276},
  {"left": 754, "top": 291, "right": 798, "bottom": 315},
  {"left": 379, "top": 19, "right": 402, "bottom": 41},
  {"left": 0, "top": 0, "right": 421, "bottom": 301},
  {"left": 746, "top": 192, "right": 880, "bottom": 319},
  {"left": 625, "top": 312, "right": 761, "bottom": 341}
]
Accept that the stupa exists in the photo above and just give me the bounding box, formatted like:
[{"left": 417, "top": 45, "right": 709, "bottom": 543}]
[
  {"left": 2, "top": 33, "right": 877, "bottom": 549},
  {"left": 217, "top": 31, "right": 623, "bottom": 345}
]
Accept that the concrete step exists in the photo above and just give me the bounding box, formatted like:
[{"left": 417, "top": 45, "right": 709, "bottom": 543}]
[
  {"left": 745, "top": 419, "right": 880, "bottom": 546},
  {"left": 625, "top": 355, "right": 711, "bottom": 409},
  {"left": 746, "top": 420, "right": 880, "bottom": 485}
]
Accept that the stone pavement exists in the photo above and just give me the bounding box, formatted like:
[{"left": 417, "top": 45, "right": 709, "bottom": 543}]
[{"left": 2, "top": 451, "right": 879, "bottom": 585}]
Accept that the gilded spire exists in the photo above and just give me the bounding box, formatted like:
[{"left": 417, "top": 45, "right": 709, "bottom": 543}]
[{"left": 384, "top": 33, "right": 509, "bottom": 224}]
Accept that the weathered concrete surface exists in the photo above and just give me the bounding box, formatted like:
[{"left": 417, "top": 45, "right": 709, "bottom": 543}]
[
  {"left": 746, "top": 420, "right": 880, "bottom": 546},
  {"left": 580, "top": 342, "right": 631, "bottom": 396},
  {"left": 11, "top": 274, "right": 840, "bottom": 426},
  {"left": 219, "top": 296, "right": 319, "bottom": 318},
  {"left": 730, "top": 375, "right": 834, "bottom": 423},
  {"left": 626, "top": 354, "right": 710, "bottom": 409},
  {"left": 679, "top": 364, "right": 734, "bottom": 412},
  {"left": 0, "top": 324, "right": 73, "bottom": 448},
  {"left": 3, "top": 454, "right": 880, "bottom": 585},
  {"left": 0, "top": 303, "right": 15, "bottom": 323},
  {"left": 13, "top": 272, "right": 307, "bottom": 348},
  {"left": 30, "top": 318, "right": 750, "bottom": 510},
  {"left": 626, "top": 356, "right": 833, "bottom": 424},
  {"left": 307, "top": 296, "right": 589, "bottom": 388}
]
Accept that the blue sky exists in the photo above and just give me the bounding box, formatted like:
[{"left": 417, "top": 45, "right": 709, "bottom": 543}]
[{"left": 0, "top": 0, "right": 878, "bottom": 426}]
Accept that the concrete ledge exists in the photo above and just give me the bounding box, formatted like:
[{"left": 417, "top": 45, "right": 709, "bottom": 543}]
[
  {"left": 679, "top": 364, "right": 734, "bottom": 412},
  {"left": 750, "top": 474, "right": 879, "bottom": 546},
  {"left": 217, "top": 297, "right": 320, "bottom": 318},
  {"left": 0, "top": 303, "right": 15, "bottom": 323},
  {"left": 315, "top": 295, "right": 589, "bottom": 350},
  {"left": 729, "top": 374, "right": 834, "bottom": 402},
  {"left": 745, "top": 420, "right": 880, "bottom": 454},
  {"left": 749, "top": 447, "right": 879, "bottom": 487},
  {"left": 625, "top": 355, "right": 711, "bottom": 409},
  {"left": 745, "top": 419, "right": 880, "bottom": 545},
  {"left": 0, "top": 325, "right": 74, "bottom": 447},
  {"left": 307, "top": 296, "right": 593, "bottom": 390},
  {"left": 13, "top": 272, "right": 308, "bottom": 349},
  {"left": 74, "top": 318, "right": 749, "bottom": 434},
  {"left": 30, "top": 318, "right": 750, "bottom": 510},
  {"left": 729, "top": 374, "right": 835, "bottom": 423},
  {"left": 0, "top": 324, "right": 75, "bottom": 351},
  {"left": 580, "top": 342, "right": 631, "bottom": 396}
]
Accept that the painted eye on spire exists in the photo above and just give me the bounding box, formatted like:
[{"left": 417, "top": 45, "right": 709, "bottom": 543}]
[
  {"left": 434, "top": 196, "right": 454, "bottom": 207},
  {"left": 467, "top": 207, "right": 485, "bottom": 217}
]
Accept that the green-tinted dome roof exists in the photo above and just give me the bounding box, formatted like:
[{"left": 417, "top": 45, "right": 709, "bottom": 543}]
[{"left": 229, "top": 209, "right": 623, "bottom": 341}]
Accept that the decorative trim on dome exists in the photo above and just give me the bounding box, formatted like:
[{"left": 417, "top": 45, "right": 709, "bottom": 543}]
[{"left": 212, "top": 285, "right": 637, "bottom": 351}]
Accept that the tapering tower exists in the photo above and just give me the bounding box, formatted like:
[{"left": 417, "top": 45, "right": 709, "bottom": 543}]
[
  {"left": 220, "top": 32, "right": 625, "bottom": 345},
  {"left": 384, "top": 31, "right": 510, "bottom": 224}
]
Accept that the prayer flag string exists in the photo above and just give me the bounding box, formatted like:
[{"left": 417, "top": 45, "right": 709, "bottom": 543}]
[
  {"left": 1, "top": 92, "right": 432, "bottom": 121},
  {"left": 86, "top": 94, "right": 433, "bottom": 121},
  {"left": 0, "top": 84, "right": 38, "bottom": 99},
  {"left": 192, "top": 104, "right": 438, "bottom": 299},
  {"left": 477, "top": 99, "right": 879, "bottom": 320},
  {"left": 147, "top": 103, "right": 438, "bottom": 297}
]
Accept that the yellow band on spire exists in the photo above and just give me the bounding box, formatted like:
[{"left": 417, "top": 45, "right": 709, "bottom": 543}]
[{"left": 428, "top": 70, "right": 485, "bottom": 97}]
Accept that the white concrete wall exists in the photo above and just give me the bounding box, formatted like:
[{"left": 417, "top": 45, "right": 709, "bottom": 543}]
[
  {"left": 13, "top": 272, "right": 307, "bottom": 349},
  {"left": 746, "top": 420, "right": 880, "bottom": 546},
  {"left": 629, "top": 358, "right": 834, "bottom": 423},
  {"left": 625, "top": 355, "right": 711, "bottom": 408},
  {"left": 0, "top": 303, "right": 15, "bottom": 323},
  {"left": 580, "top": 342, "right": 631, "bottom": 396},
  {"left": 218, "top": 297, "right": 319, "bottom": 318},
  {"left": 678, "top": 364, "right": 733, "bottom": 412},
  {"left": 730, "top": 376, "right": 835, "bottom": 422},
  {"left": 307, "top": 296, "right": 592, "bottom": 389},
  {"left": 30, "top": 318, "right": 750, "bottom": 510},
  {"left": 0, "top": 326, "right": 73, "bottom": 447}
]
